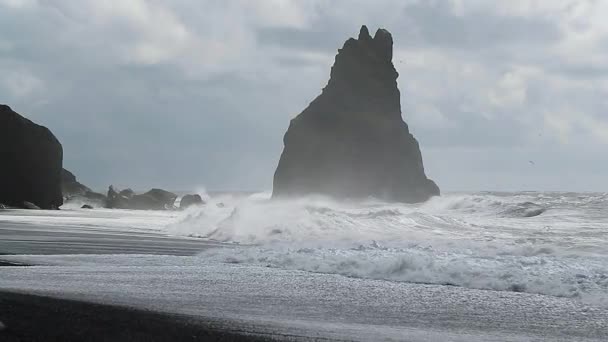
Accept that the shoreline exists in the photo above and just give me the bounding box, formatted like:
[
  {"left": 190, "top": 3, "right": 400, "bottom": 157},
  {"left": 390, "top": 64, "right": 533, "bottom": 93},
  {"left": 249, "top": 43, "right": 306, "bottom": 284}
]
[
  {"left": 0, "top": 261, "right": 28, "bottom": 266},
  {"left": 0, "top": 291, "right": 293, "bottom": 342}
]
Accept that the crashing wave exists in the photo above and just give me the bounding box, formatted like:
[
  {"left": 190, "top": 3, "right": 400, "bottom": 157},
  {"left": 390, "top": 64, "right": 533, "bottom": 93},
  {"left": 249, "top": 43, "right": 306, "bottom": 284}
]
[
  {"left": 499, "top": 201, "right": 546, "bottom": 218},
  {"left": 166, "top": 192, "right": 608, "bottom": 303}
]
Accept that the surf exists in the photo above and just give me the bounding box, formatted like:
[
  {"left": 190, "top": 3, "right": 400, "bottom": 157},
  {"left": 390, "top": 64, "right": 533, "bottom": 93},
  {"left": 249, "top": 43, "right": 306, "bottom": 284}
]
[{"left": 166, "top": 192, "right": 608, "bottom": 303}]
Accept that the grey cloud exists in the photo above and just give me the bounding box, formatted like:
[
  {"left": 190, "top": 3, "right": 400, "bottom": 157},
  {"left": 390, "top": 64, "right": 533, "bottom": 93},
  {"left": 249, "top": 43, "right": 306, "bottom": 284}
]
[
  {"left": 423, "top": 141, "right": 608, "bottom": 192},
  {"left": 256, "top": 1, "right": 562, "bottom": 53},
  {"left": 410, "top": 110, "right": 531, "bottom": 148},
  {"left": 274, "top": 55, "right": 325, "bottom": 67},
  {"left": 256, "top": 26, "right": 345, "bottom": 52},
  {"left": 1, "top": 1, "right": 607, "bottom": 192},
  {"left": 547, "top": 63, "right": 608, "bottom": 79},
  {"left": 396, "top": 1, "right": 563, "bottom": 48}
]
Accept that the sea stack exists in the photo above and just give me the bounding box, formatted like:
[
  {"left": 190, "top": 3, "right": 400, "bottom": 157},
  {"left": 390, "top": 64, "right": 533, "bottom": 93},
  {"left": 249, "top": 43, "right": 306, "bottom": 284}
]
[
  {"left": 273, "top": 26, "right": 439, "bottom": 203},
  {"left": 0, "top": 105, "right": 63, "bottom": 209}
]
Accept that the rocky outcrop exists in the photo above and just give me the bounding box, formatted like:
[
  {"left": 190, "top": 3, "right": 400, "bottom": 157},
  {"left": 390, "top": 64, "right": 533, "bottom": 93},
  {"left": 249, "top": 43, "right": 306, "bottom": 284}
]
[
  {"left": 106, "top": 186, "right": 177, "bottom": 210},
  {"left": 119, "top": 188, "right": 135, "bottom": 199},
  {"left": 61, "top": 168, "right": 90, "bottom": 196},
  {"left": 106, "top": 186, "right": 131, "bottom": 209},
  {"left": 180, "top": 194, "right": 204, "bottom": 209},
  {"left": 61, "top": 168, "right": 106, "bottom": 204},
  {"left": 130, "top": 189, "right": 177, "bottom": 210},
  {"left": 0, "top": 105, "right": 63, "bottom": 209},
  {"left": 273, "top": 26, "right": 439, "bottom": 203}
]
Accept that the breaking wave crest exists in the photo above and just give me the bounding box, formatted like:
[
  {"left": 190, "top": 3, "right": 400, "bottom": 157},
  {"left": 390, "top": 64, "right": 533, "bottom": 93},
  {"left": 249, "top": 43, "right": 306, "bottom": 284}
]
[{"left": 167, "top": 192, "right": 608, "bottom": 303}]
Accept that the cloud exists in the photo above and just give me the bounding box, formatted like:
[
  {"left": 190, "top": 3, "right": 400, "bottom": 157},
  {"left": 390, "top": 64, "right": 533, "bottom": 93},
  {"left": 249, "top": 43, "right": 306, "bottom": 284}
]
[
  {"left": 0, "top": 0, "right": 36, "bottom": 9},
  {"left": 256, "top": 27, "right": 345, "bottom": 52},
  {"left": 1, "top": 0, "right": 607, "bottom": 191},
  {"left": 396, "top": 0, "right": 563, "bottom": 49},
  {"left": 0, "top": 67, "right": 44, "bottom": 98},
  {"left": 544, "top": 109, "right": 608, "bottom": 145}
]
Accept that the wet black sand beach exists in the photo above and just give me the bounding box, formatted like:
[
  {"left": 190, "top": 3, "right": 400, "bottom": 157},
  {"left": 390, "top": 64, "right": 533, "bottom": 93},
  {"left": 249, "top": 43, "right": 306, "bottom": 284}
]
[
  {"left": 0, "top": 291, "right": 291, "bottom": 342},
  {"left": 2, "top": 208, "right": 607, "bottom": 342},
  {"left": 0, "top": 211, "right": 282, "bottom": 342}
]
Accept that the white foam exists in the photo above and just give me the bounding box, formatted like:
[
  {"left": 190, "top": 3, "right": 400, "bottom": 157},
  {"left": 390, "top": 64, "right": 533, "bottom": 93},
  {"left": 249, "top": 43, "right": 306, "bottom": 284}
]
[
  {"left": 4, "top": 192, "right": 607, "bottom": 303},
  {"left": 0, "top": 207, "right": 179, "bottom": 234},
  {"left": 166, "top": 192, "right": 608, "bottom": 302}
]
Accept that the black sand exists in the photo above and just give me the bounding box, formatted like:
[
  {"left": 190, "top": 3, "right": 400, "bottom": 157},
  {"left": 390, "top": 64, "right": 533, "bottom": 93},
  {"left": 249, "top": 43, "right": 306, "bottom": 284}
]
[
  {"left": 0, "top": 220, "right": 218, "bottom": 256},
  {"left": 0, "top": 261, "right": 27, "bottom": 266},
  {"left": 0, "top": 291, "right": 290, "bottom": 342}
]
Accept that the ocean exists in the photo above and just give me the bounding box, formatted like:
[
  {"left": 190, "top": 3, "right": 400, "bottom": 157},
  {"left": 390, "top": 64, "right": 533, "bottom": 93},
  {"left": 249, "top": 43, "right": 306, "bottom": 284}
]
[{"left": 1, "top": 191, "right": 607, "bottom": 341}]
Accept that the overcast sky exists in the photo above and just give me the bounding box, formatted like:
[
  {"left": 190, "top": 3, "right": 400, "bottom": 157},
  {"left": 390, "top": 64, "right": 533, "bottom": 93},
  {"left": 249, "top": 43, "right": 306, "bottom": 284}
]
[{"left": 1, "top": 0, "right": 607, "bottom": 192}]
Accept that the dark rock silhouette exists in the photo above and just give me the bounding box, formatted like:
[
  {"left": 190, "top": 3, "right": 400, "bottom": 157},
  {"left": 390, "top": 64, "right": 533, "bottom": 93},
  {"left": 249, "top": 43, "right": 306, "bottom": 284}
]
[
  {"left": 131, "top": 189, "right": 178, "bottom": 210},
  {"left": 61, "top": 168, "right": 106, "bottom": 205},
  {"left": 180, "top": 194, "right": 204, "bottom": 209},
  {"left": 106, "top": 186, "right": 131, "bottom": 209},
  {"left": 106, "top": 186, "right": 177, "bottom": 210},
  {"left": 119, "top": 188, "right": 135, "bottom": 199},
  {"left": 273, "top": 26, "right": 439, "bottom": 203},
  {"left": 62, "top": 169, "right": 77, "bottom": 182},
  {"left": 0, "top": 105, "right": 63, "bottom": 209},
  {"left": 61, "top": 169, "right": 90, "bottom": 196}
]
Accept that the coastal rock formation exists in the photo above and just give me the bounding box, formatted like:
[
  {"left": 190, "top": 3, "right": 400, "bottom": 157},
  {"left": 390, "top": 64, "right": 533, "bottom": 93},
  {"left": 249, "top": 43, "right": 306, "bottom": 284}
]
[
  {"left": 119, "top": 188, "right": 135, "bottom": 199},
  {"left": 106, "top": 186, "right": 131, "bottom": 209},
  {"left": 106, "top": 186, "right": 177, "bottom": 210},
  {"left": 61, "top": 169, "right": 90, "bottom": 196},
  {"left": 61, "top": 169, "right": 106, "bottom": 205},
  {"left": 273, "top": 26, "right": 439, "bottom": 203},
  {"left": 180, "top": 194, "right": 204, "bottom": 209},
  {"left": 130, "top": 189, "right": 178, "bottom": 210},
  {"left": 0, "top": 105, "right": 63, "bottom": 209}
]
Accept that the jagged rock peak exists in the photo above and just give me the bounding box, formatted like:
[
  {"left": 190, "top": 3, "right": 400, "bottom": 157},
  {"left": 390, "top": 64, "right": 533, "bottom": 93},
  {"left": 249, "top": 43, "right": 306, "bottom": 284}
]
[
  {"left": 358, "top": 25, "right": 371, "bottom": 41},
  {"left": 272, "top": 26, "right": 439, "bottom": 203},
  {"left": 373, "top": 28, "right": 393, "bottom": 60},
  {"left": 327, "top": 25, "right": 400, "bottom": 121},
  {"left": 345, "top": 25, "right": 393, "bottom": 61}
]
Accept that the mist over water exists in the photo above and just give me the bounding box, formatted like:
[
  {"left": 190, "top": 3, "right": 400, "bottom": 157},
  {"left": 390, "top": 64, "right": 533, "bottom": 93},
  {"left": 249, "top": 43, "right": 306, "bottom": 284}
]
[{"left": 168, "top": 191, "right": 608, "bottom": 304}]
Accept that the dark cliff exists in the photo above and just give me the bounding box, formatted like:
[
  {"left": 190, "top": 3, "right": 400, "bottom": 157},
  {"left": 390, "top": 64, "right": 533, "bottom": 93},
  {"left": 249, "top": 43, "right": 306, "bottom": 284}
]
[{"left": 0, "top": 105, "right": 63, "bottom": 209}]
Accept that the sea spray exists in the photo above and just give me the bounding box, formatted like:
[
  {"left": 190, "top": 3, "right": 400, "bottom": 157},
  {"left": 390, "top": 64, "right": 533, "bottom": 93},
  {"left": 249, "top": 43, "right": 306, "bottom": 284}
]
[{"left": 167, "top": 192, "right": 608, "bottom": 303}]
